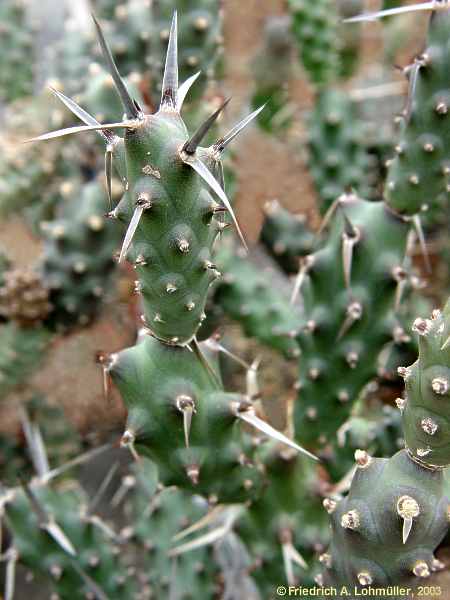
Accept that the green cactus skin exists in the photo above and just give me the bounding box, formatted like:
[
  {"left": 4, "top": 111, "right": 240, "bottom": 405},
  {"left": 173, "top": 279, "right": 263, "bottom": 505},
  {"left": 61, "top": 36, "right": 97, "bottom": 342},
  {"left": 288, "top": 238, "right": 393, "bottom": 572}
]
[
  {"left": 40, "top": 179, "right": 121, "bottom": 331},
  {"left": 294, "top": 194, "right": 410, "bottom": 450},
  {"left": 126, "top": 458, "right": 222, "bottom": 599},
  {"left": 0, "top": 0, "right": 34, "bottom": 102},
  {"left": 5, "top": 483, "right": 137, "bottom": 600},
  {"left": 308, "top": 89, "right": 374, "bottom": 214},
  {"left": 384, "top": 9, "right": 450, "bottom": 217},
  {"left": 250, "top": 16, "right": 294, "bottom": 134},
  {"left": 114, "top": 111, "right": 225, "bottom": 346},
  {"left": 0, "top": 323, "right": 51, "bottom": 399},
  {"left": 150, "top": 0, "right": 223, "bottom": 105},
  {"left": 288, "top": 0, "right": 340, "bottom": 88},
  {"left": 260, "top": 200, "right": 315, "bottom": 275},
  {"left": 400, "top": 299, "right": 450, "bottom": 469},
  {"left": 215, "top": 244, "right": 301, "bottom": 359},
  {"left": 319, "top": 450, "right": 449, "bottom": 595},
  {"left": 238, "top": 443, "right": 329, "bottom": 594},
  {"left": 109, "top": 335, "right": 264, "bottom": 502}
]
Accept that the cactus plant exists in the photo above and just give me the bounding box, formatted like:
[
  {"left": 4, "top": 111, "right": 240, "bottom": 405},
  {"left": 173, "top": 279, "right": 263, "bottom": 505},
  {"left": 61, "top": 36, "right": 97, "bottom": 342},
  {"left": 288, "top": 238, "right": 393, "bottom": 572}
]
[
  {"left": 384, "top": 9, "right": 450, "bottom": 220},
  {"left": 318, "top": 299, "right": 450, "bottom": 594}
]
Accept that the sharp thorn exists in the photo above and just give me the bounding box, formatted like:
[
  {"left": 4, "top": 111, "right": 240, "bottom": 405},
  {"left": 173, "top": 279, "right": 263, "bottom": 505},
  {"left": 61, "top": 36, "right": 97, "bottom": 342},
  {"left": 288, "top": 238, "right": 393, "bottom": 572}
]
[
  {"left": 119, "top": 205, "right": 144, "bottom": 263},
  {"left": 40, "top": 444, "right": 111, "bottom": 484},
  {"left": 190, "top": 337, "right": 221, "bottom": 387},
  {"left": 183, "top": 98, "right": 231, "bottom": 155},
  {"left": 105, "top": 148, "right": 113, "bottom": 210},
  {"left": 88, "top": 462, "right": 119, "bottom": 514},
  {"left": 412, "top": 215, "right": 431, "bottom": 273},
  {"left": 402, "top": 516, "right": 413, "bottom": 544},
  {"left": 25, "top": 121, "right": 136, "bottom": 143},
  {"left": 44, "top": 520, "right": 77, "bottom": 556},
  {"left": 168, "top": 525, "right": 228, "bottom": 557},
  {"left": 4, "top": 548, "right": 18, "bottom": 600},
  {"left": 49, "top": 86, "right": 113, "bottom": 142},
  {"left": 203, "top": 337, "right": 251, "bottom": 370},
  {"left": 176, "top": 71, "right": 201, "bottom": 111},
  {"left": 235, "top": 407, "right": 319, "bottom": 461},
  {"left": 92, "top": 14, "right": 139, "bottom": 119},
  {"left": 343, "top": 1, "right": 438, "bottom": 23},
  {"left": 160, "top": 12, "right": 179, "bottom": 110},
  {"left": 70, "top": 562, "right": 110, "bottom": 600},
  {"left": 172, "top": 506, "right": 226, "bottom": 542},
  {"left": 20, "top": 406, "right": 50, "bottom": 479},
  {"left": 213, "top": 104, "right": 266, "bottom": 153},
  {"left": 290, "top": 256, "right": 313, "bottom": 305},
  {"left": 182, "top": 155, "right": 248, "bottom": 251}
]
